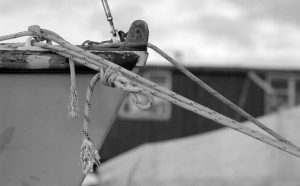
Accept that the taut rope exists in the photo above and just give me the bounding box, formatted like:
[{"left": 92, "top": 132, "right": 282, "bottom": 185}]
[
  {"left": 1, "top": 25, "right": 300, "bottom": 175},
  {"left": 147, "top": 43, "right": 298, "bottom": 148}
]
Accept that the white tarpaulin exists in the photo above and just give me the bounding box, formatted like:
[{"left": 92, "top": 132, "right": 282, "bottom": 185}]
[{"left": 90, "top": 106, "right": 300, "bottom": 186}]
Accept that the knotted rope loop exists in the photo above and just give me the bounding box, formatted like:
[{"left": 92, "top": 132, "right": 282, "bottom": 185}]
[
  {"left": 113, "top": 76, "right": 154, "bottom": 110},
  {"left": 130, "top": 91, "right": 154, "bottom": 110},
  {"left": 102, "top": 67, "right": 119, "bottom": 87},
  {"left": 94, "top": 67, "right": 154, "bottom": 110},
  {"left": 114, "top": 76, "right": 140, "bottom": 92},
  {"left": 28, "top": 25, "right": 45, "bottom": 42}
]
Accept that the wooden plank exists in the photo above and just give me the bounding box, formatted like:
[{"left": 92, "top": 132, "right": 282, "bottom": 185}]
[
  {"left": 0, "top": 20, "right": 150, "bottom": 71},
  {"left": 0, "top": 49, "right": 141, "bottom": 70},
  {"left": 248, "top": 71, "right": 276, "bottom": 95}
]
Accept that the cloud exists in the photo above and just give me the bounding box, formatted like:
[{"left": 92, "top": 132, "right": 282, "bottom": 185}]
[
  {"left": 1, "top": 0, "right": 300, "bottom": 66},
  {"left": 230, "top": 0, "right": 300, "bottom": 25},
  {"left": 194, "top": 15, "right": 254, "bottom": 47},
  {"left": 0, "top": 0, "right": 106, "bottom": 43}
]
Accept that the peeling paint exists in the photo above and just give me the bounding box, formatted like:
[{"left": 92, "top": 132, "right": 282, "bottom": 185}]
[{"left": 26, "top": 55, "right": 51, "bottom": 69}]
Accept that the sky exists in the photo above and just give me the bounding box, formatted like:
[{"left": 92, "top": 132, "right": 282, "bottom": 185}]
[{"left": 1, "top": 0, "right": 300, "bottom": 68}]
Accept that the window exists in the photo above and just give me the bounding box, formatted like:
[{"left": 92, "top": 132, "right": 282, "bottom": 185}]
[
  {"left": 265, "top": 73, "right": 300, "bottom": 113},
  {"left": 118, "top": 70, "right": 172, "bottom": 120}
]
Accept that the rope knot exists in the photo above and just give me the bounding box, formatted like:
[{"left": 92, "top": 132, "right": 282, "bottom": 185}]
[
  {"left": 28, "top": 25, "right": 44, "bottom": 42},
  {"left": 102, "top": 67, "right": 120, "bottom": 87},
  {"left": 130, "top": 91, "right": 154, "bottom": 110},
  {"left": 113, "top": 75, "right": 154, "bottom": 110}
]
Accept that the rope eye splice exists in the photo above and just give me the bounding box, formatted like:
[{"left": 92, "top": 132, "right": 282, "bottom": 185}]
[{"left": 28, "top": 25, "right": 44, "bottom": 42}]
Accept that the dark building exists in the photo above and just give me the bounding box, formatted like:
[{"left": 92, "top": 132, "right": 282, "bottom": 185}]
[{"left": 101, "top": 64, "right": 300, "bottom": 160}]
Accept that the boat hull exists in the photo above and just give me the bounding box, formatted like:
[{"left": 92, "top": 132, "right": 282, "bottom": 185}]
[
  {"left": 0, "top": 20, "right": 149, "bottom": 185},
  {"left": 0, "top": 73, "right": 127, "bottom": 185}
]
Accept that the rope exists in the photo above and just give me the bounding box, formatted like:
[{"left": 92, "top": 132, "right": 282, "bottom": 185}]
[
  {"left": 0, "top": 31, "right": 32, "bottom": 42},
  {"left": 68, "top": 59, "right": 79, "bottom": 118},
  {"left": 30, "top": 27, "right": 300, "bottom": 157},
  {"left": 32, "top": 42, "right": 154, "bottom": 111},
  {"left": 1, "top": 26, "right": 300, "bottom": 174},
  {"left": 80, "top": 72, "right": 103, "bottom": 175},
  {"left": 147, "top": 42, "right": 299, "bottom": 148},
  {"left": 47, "top": 42, "right": 300, "bottom": 158},
  {"left": 80, "top": 65, "right": 153, "bottom": 174}
]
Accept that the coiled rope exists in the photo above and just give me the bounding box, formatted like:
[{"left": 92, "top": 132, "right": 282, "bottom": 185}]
[{"left": 1, "top": 25, "right": 300, "bottom": 175}]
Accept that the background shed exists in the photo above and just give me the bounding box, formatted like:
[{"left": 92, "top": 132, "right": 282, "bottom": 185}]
[{"left": 100, "top": 64, "right": 300, "bottom": 161}]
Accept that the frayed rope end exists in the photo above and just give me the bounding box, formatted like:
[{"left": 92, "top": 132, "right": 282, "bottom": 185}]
[{"left": 80, "top": 136, "right": 101, "bottom": 175}]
